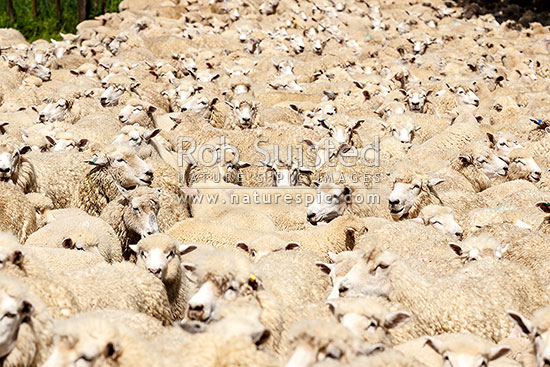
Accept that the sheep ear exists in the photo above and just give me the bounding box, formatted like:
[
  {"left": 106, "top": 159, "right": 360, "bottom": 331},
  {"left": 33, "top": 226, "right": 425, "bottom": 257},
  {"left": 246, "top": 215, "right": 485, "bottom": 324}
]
[
  {"left": 315, "top": 261, "right": 334, "bottom": 274},
  {"left": 425, "top": 90, "right": 433, "bottom": 97},
  {"left": 21, "top": 300, "right": 34, "bottom": 317},
  {"left": 424, "top": 337, "right": 444, "bottom": 355},
  {"left": 449, "top": 242, "right": 463, "bottom": 256},
  {"left": 178, "top": 244, "right": 197, "bottom": 256},
  {"left": 236, "top": 242, "right": 249, "bottom": 253},
  {"left": 486, "top": 132, "right": 496, "bottom": 145},
  {"left": 536, "top": 201, "right": 550, "bottom": 213},
  {"left": 384, "top": 311, "right": 410, "bottom": 329},
  {"left": 427, "top": 178, "right": 444, "bottom": 187},
  {"left": 105, "top": 342, "right": 120, "bottom": 359},
  {"left": 489, "top": 346, "right": 510, "bottom": 361},
  {"left": 326, "top": 301, "right": 336, "bottom": 315},
  {"left": 45, "top": 136, "right": 57, "bottom": 146},
  {"left": 128, "top": 244, "right": 139, "bottom": 253},
  {"left": 146, "top": 104, "right": 157, "bottom": 113},
  {"left": 507, "top": 311, "right": 532, "bottom": 335},
  {"left": 410, "top": 216, "right": 426, "bottom": 225},
  {"left": 238, "top": 161, "right": 251, "bottom": 168},
  {"left": 360, "top": 343, "right": 386, "bottom": 356},
  {"left": 144, "top": 129, "right": 160, "bottom": 141},
  {"left": 19, "top": 145, "right": 32, "bottom": 155},
  {"left": 376, "top": 252, "right": 396, "bottom": 269},
  {"left": 12, "top": 251, "right": 23, "bottom": 266},
  {"left": 181, "top": 262, "right": 197, "bottom": 272},
  {"left": 285, "top": 242, "right": 300, "bottom": 250},
  {"left": 85, "top": 154, "right": 108, "bottom": 166},
  {"left": 351, "top": 119, "right": 364, "bottom": 130},
  {"left": 458, "top": 155, "right": 473, "bottom": 164},
  {"left": 77, "top": 139, "right": 89, "bottom": 149},
  {"left": 62, "top": 238, "right": 73, "bottom": 249}
]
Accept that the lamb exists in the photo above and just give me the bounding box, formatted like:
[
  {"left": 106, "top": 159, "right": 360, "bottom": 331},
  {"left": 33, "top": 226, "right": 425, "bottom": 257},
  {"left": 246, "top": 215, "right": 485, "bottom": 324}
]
[
  {"left": 129, "top": 234, "right": 196, "bottom": 322},
  {"left": 70, "top": 144, "right": 154, "bottom": 216},
  {"left": 0, "top": 183, "right": 37, "bottom": 243},
  {"left": 225, "top": 94, "right": 262, "bottom": 129},
  {"left": 100, "top": 186, "right": 161, "bottom": 259},
  {"left": 0, "top": 275, "right": 53, "bottom": 367},
  {"left": 336, "top": 245, "right": 550, "bottom": 342},
  {"left": 24, "top": 213, "right": 123, "bottom": 263},
  {"left": 382, "top": 114, "right": 421, "bottom": 144},
  {"left": 0, "top": 136, "right": 37, "bottom": 193},
  {"left": 43, "top": 314, "right": 166, "bottom": 367}
]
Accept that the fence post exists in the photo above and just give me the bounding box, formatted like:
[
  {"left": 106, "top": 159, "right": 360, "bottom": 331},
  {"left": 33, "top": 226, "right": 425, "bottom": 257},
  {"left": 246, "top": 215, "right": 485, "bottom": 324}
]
[
  {"left": 7, "top": 0, "right": 14, "bottom": 22},
  {"left": 56, "top": 0, "right": 62, "bottom": 26},
  {"left": 77, "top": 0, "right": 87, "bottom": 22},
  {"left": 32, "top": 0, "right": 37, "bottom": 17}
]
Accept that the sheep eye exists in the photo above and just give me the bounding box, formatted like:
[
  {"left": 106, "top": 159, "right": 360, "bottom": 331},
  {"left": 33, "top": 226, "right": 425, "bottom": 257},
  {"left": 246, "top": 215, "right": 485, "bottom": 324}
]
[
  {"left": 166, "top": 250, "right": 174, "bottom": 259},
  {"left": 77, "top": 355, "right": 94, "bottom": 363},
  {"left": 412, "top": 185, "right": 420, "bottom": 190},
  {"left": 250, "top": 250, "right": 256, "bottom": 257},
  {"left": 369, "top": 321, "right": 377, "bottom": 328},
  {"left": 116, "top": 158, "right": 125, "bottom": 163},
  {"left": 3, "top": 312, "right": 16, "bottom": 319},
  {"left": 443, "top": 355, "right": 450, "bottom": 361},
  {"left": 431, "top": 221, "right": 441, "bottom": 225},
  {"left": 133, "top": 206, "right": 140, "bottom": 213},
  {"left": 140, "top": 250, "right": 146, "bottom": 258},
  {"left": 517, "top": 160, "right": 525, "bottom": 165},
  {"left": 480, "top": 361, "right": 487, "bottom": 367},
  {"left": 375, "top": 263, "right": 389, "bottom": 270}
]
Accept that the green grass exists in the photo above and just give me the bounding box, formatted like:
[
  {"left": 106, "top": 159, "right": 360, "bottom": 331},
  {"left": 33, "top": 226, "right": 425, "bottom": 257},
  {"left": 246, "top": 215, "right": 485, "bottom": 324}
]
[{"left": 0, "top": 0, "right": 123, "bottom": 42}]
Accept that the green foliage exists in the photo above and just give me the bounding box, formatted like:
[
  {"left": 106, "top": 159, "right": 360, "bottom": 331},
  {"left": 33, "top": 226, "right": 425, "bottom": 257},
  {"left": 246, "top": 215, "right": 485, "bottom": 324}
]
[{"left": 0, "top": 0, "right": 123, "bottom": 42}]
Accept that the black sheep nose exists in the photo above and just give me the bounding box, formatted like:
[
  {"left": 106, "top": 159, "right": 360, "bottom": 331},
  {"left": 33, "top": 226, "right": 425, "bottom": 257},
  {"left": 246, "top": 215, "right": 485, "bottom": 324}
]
[
  {"left": 389, "top": 199, "right": 400, "bottom": 205},
  {"left": 0, "top": 168, "right": 10, "bottom": 173}
]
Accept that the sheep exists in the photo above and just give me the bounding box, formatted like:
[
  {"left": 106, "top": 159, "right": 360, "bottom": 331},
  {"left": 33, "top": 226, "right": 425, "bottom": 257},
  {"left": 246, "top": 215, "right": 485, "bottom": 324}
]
[
  {"left": 448, "top": 232, "right": 511, "bottom": 262},
  {"left": 387, "top": 165, "right": 445, "bottom": 221},
  {"left": 462, "top": 207, "right": 534, "bottom": 234},
  {"left": 486, "top": 132, "right": 523, "bottom": 162},
  {"left": 0, "top": 232, "right": 81, "bottom": 318},
  {"left": 129, "top": 234, "right": 196, "bottom": 322},
  {"left": 316, "top": 115, "right": 364, "bottom": 147},
  {"left": 117, "top": 98, "right": 158, "bottom": 128},
  {"left": 43, "top": 314, "right": 166, "bottom": 367},
  {"left": 0, "top": 136, "right": 37, "bottom": 193},
  {"left": 184, "top": 248, "right": 285, "bottom": 353},
  {"left": 24, "top": 213, "right": 123, "bottom": 263},
  {"left": 506, "top": 148, "right": 542, "bottom": 183},
  {"left": 382, "top": 114, "right": 421, "bottom": 144},
  {"left": 0, "top": 275, "right": 53, "bottom": 367},
  {"left": 398, "top": 334, "right": 512, "bottom": 367},
  {"left": 70, "top": 144, "right": 154, "bottom": 216},
  {"left": 283, "top": 319, "right": 372, "bottom": 367},
  {"left": 401, "top": 86, "right": 433, "bottom": 113},
  {"left": 225, "top": 94, "right": 262, "bottom": 130},
  {"left": 326, "top": 296, "right": 411, "bottom": 346},
  {"left": 507, "top": 306, "right": 550, "bottom": 367},
  {"left": 0, "top": 183, "right": 37, "bottom": 243},
  {"left": 100, "top": 186, "right": 161, "bottom": 259},
  {"left": 411, "top": 205, "right": 464, "bottom": 240},
  {"left": 335, "top": 245, "right": 550, "bottom": 342},
  {"left": 76, "top": 309, "right": 165, "bottom": 340}
]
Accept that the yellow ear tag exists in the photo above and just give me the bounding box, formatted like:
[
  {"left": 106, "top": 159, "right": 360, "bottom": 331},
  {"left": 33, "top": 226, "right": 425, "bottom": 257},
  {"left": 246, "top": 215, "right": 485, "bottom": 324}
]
[{"left": 249, "top": 275, "right": 256, "bottom": 282}]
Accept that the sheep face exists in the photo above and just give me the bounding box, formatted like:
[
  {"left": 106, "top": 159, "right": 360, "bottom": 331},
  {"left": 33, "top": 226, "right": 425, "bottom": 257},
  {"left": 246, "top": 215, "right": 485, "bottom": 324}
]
[
  {"left": 266, "top": 162, "right": 313, "bottom": 187},
  {"left": 95, "top": 145, "right": 153, "bottom": 188},
  {"left": 112, "top": 125, "right": 159, "bottom": 151},
  {"left": 508, "top": 149, "right": 542, "bottom": 182},
  {"left": 274, "top": 59, "right": 293, "bottom": 75},
  {"left": 227, "top": 100, "right": 259, "bottom": 129},
  {"left": 180, "top": 94, "right": 211, "bottom": 114},
  {"left": 425, "top": 337, "right": 510, "bottom": 367},
  {"left": 448, "top": 85, "right": 480, "bottom": 107},
  {"left": 236, "top": 236, "right": 300, "bottom": 261},
  {"left": 487, "top": 133, "right": 522, "bottom": 160},
  {"left": 100, "top": 85, "right": 126, "bottom": 107},
  {"left": 509, "top": 308, "right": 550, "bottom": 367},
  {"left": 327, "top": 298, "right": 409, "bottom": 345},
  {"left": 402, "top": 88, "right": 432, "bottom": 113},
  {"left": 289, "top": 34, "right": 305, "bottom": 54},
  {"left": 131, "top": 234, "right": 179, "bottom": 281},
  {"left": 415, "top": 207, "right": 463, "bottom": 240},
  {"left": 38, "top": 98, "right": 71, "bottom": 123},
  {"left": 43, "top": 324, "right": 121, "bottom": 367},
  {"left": 118, "top": 100, "right": 157, "bottom": 124},
  {"left": 306, "top": 183, "right": 351, "bottom": 225},
  {"left": 0, "top": 291, "right": 33, "bottom": 359},
  {"left": 337, "top": 250, "right": 396, "bottom": 299},
  {"left": 317, "top": 252, "right": 362, "bottom": 300},
  {"left": 311, "top": 37, "right": 328, "bottom": 55},
  {"left": 259, "top": 0, "right": 279, "bottom": 15},
  {"left": 458, "top": 150, "right": 508, "bottom": 179},
  {"left": 319, "top": 118, "right": 363, "bottom": 146},
  {"left": 385, "top": 118, "right": 419, "bottom": 144},
  {"left": 124, "top": 188, "right": 161, "bottom": 239},
  {"left": 407, "top": 38, "right": 433, "bottom": 55},
  {"left": 388, "top": 179, "right": 422, "bottom": 220},
  {"left": 28, "top": 63, "right": 51, "bottom": 81},
  {"left": 449, "top": 239, "right": 509, "bottom": 262},
  {"left": 187, "top": 276, "right": 257, "bottom": 322},
  {"left": 0, "top": 142, "right": 30, "bottom": 183}
]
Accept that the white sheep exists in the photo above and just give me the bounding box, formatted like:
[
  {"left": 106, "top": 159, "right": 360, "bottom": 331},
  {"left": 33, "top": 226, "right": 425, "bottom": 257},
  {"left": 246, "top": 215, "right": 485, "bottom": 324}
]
[{"left": 0, "top": 183, "right": 37, "bottom": 243}]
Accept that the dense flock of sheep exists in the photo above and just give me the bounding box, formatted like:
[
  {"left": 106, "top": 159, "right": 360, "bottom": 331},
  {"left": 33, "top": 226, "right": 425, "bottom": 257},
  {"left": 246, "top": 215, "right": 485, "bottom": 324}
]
[{"left": 2, "top": 0, "right": 550, "bottom": 365}]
